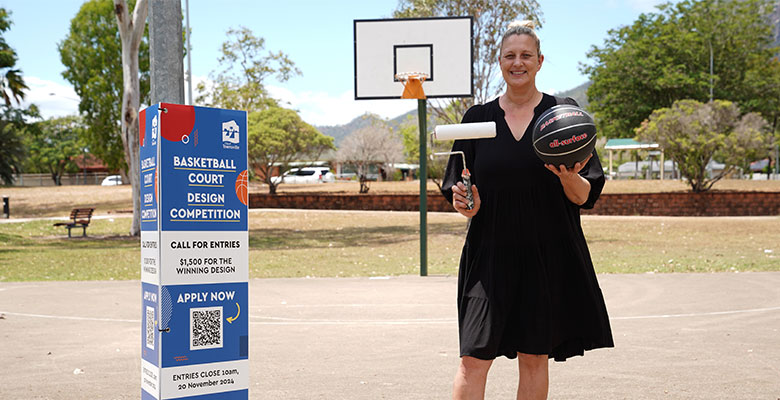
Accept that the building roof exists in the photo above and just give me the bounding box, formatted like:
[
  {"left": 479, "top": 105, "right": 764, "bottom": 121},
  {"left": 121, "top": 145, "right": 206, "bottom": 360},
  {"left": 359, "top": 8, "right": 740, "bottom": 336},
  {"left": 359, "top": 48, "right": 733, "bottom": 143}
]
[{"left": 604, "top": 138, "right": 660, "bottom": 150}]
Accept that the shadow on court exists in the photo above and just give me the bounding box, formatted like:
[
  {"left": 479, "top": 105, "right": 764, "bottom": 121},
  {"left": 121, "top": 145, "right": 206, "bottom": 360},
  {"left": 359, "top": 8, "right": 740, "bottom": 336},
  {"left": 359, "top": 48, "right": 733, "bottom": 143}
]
[{"left": 1, "top": 272, "right": 779, "bottom": 399}]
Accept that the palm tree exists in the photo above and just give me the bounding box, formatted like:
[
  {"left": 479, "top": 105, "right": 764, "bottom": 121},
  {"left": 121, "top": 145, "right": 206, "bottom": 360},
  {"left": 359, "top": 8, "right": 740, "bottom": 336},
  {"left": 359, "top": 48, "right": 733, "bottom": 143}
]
[{"left": 0, "top": 8, "right": 27, "bottom": 106}]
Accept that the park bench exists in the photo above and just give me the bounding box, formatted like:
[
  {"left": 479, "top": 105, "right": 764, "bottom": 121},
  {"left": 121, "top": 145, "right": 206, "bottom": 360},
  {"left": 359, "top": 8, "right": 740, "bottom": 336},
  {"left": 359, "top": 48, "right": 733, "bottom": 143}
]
[{"left": 53, "top": 208, "right": 95, "bottom": 238}]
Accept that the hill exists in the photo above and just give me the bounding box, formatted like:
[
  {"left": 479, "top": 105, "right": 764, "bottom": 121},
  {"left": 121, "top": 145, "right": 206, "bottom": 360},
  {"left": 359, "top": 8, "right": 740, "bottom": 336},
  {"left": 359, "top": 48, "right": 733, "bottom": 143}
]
[
  {"left": 317, "top": 81, "right": 596, "bottom": 145},
  {"left": 316, "top": 108, "right": 435, "bottom": 146},
  {"left": 554, "top": 81, "right": 591, "bottom": 109}
]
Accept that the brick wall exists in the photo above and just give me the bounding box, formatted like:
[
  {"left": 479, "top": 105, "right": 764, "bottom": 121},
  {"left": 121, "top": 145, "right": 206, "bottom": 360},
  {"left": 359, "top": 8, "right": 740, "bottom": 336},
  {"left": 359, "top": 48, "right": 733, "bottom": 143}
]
[
  {"left": 249, "top": 191, "right": 780, "bottom": 216},
  {"left": 585, "top": 192, "right": 780, "bottom": 216}
]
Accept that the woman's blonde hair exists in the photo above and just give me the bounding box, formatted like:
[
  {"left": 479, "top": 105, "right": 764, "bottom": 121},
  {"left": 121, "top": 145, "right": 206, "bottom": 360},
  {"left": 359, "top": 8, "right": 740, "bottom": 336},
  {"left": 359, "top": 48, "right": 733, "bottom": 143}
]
[{"left": 500, "top": 20, "right": 541, "bottom": 58}]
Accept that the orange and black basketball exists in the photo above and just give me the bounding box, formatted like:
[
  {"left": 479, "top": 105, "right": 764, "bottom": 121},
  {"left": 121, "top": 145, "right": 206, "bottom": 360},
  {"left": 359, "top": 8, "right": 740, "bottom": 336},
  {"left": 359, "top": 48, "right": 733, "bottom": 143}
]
[{"left": 532, "top": 105, "right": 597, "bottom": 168}]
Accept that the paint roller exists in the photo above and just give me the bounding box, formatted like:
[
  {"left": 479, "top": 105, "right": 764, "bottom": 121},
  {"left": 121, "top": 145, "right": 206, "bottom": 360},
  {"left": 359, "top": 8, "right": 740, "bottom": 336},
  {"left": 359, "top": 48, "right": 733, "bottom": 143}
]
[{"left": 431, "top": 122, "right": 496, "bottom": 210}]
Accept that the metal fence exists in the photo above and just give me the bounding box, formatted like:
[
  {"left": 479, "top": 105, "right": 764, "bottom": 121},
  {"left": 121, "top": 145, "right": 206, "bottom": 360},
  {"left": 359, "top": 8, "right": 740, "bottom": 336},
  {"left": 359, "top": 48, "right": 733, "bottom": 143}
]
[{"left": 9, "top": 173, "right": 114, "bottom": 187}]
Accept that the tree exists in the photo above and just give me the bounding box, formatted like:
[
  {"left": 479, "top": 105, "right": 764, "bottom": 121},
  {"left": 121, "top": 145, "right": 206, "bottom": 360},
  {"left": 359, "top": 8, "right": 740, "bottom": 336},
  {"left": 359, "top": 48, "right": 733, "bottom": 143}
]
[
  {"left": 248, "top": 107, "right": 335, "bottom": 195},
  {"left": 394, "top": 0, "right": 543, "bottom": 124},
  {"left": 399, "top": 115, "right": 452, "bottom": 189},
  {"left": 196, "top": 26, "right": 300, "bottom": 113},
  {"left": 23, "top": 116, "right": 85, "bottom": 185},
  {"left": 636, "top": 99, "right": 773, "bottom": 192},
  {"left": 113, "top": 0, "right": 147, "bottom": 236},
  {"left": 583, "top": 0, "right": 780, "bottom": 139},
  {"left": 0, "top": 7, "right": 33, "bottom": 185},
  {"left": 0, "top": 107, "right": 32, "bottom": 185},
  {"left": 0, "top": 8, "right": 28, "bottom": 107},
  {"left": 337, "top": 121, "right": 405, "bottom": 193},
  {"left": 59, "top": 0, "right": 150, "bottom": 175}
]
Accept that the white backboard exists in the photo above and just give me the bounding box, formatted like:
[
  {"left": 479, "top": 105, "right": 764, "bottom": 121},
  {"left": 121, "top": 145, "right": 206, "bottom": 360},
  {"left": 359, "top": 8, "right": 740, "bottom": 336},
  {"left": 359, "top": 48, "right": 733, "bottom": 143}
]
[{"left": 354, "top": 17, "right": 473, "bottom": 100}]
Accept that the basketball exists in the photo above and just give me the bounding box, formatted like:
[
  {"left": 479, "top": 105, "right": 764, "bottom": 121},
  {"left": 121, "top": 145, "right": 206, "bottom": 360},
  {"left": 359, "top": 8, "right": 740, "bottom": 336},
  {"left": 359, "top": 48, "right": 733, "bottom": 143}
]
[
  {"left": 235, "top": 170, "right": 248, "bottom": 206},
  {"left": 531, "top": 104, "right": 597, "bottom": 168}
]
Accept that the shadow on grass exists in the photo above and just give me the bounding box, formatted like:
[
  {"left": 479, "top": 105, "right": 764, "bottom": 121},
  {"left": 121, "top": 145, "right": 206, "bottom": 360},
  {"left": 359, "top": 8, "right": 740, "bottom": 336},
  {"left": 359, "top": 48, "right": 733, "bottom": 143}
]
[
  {"left": 2, "top": 234, "right": 139, "bottom": 251},
  {"left": 2, "top": 222, "right": 467, "bottom": 252},
  {"left": 249, "top": 222, "right": 466, "bottom": 250}
]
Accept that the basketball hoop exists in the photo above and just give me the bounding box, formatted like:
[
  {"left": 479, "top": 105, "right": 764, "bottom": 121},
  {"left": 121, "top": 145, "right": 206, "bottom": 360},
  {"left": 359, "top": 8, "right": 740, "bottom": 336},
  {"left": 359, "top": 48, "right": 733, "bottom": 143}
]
[{"left": 395, "top": 72, "right": 429, "bottom": 99}]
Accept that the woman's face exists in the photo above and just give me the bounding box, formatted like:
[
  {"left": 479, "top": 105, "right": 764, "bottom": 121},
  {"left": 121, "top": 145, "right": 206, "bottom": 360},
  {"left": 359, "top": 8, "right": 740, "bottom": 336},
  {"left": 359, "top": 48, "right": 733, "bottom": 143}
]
[{"left": 499, "top": 33, "right": 543, "bottom": 89}]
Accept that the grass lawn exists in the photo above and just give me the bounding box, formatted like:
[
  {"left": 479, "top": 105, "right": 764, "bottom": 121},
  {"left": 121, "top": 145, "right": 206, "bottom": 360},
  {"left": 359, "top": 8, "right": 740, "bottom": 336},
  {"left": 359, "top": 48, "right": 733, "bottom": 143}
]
[{"left": 1, "top": 208, "right": 777, "bottom": 281}]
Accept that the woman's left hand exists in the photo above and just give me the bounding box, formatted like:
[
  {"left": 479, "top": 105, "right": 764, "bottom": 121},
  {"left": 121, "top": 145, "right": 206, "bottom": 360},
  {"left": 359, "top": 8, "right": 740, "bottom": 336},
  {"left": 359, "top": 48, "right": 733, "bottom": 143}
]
[
  {"left": 544, "top": 154, "right": 592, "bottom": 205},
  {"left": 544, "top": 153, "right": 592, "bottom": 180}
]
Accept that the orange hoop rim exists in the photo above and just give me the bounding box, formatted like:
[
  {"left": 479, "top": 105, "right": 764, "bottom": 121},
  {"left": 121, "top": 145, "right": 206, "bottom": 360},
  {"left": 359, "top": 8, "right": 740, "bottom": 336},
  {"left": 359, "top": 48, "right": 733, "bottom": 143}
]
[{"left": 394, "top": 72, "right": 429, "bottom": 82}]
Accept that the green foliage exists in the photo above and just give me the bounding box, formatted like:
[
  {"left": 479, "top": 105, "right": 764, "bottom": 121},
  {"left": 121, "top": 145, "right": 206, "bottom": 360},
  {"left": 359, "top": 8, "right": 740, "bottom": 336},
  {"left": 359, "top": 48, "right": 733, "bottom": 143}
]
[
  {"left": 636, "top": 99, "right": 773, "bottom": 192},
  {"left": 196, "top": 26, "right": 300, "bottom": 113},
  {"left": 59, "top": 0, "right": 150, "bottom": 172},
  {"left": 0, "top": 8, "right": 34, "bottom": 184},
  {"left": 23, "top": 116, "right": 86, "bottom": 185},
  {"left": 0, "top": 8, "right": 28, "bottom": 107},
  {"left": 248, "top": 107, "right": 335, "bottom": 194},
  {"left": 583, "top": 0, "right": 780, "bottom": 139},
  {"left": 393, "top": 0, "right": 543, "bottom": 123},
  {"left": 0, "top": 107, "right": 37, "bottom": 185}
]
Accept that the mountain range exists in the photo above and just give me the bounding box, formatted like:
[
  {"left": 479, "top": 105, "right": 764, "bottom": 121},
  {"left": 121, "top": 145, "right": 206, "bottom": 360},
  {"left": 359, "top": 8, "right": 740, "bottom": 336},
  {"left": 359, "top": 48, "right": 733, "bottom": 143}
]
[{"left": 315, "top": 83, "right": 590, "bottom": 145}]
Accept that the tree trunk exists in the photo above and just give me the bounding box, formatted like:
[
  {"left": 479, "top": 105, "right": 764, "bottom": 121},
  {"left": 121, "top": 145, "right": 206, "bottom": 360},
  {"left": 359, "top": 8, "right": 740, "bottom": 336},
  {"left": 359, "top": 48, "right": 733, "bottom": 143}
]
[
  {"left": 114, "top": 0, "right": 148, "bottom": 236},
  {"left": 359, "top": 176, "right": 370, "bottom": 194}
]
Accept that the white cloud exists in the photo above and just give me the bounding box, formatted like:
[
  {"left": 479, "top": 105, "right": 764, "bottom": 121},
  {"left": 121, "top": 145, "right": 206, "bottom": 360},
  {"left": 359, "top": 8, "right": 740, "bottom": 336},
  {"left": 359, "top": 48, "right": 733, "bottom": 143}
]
[
  {"left": 20, "top": 76, "right": 80, "bottom": 119},
  {"left": 268, "top": 85, "right": 417, "bottom": 126}
]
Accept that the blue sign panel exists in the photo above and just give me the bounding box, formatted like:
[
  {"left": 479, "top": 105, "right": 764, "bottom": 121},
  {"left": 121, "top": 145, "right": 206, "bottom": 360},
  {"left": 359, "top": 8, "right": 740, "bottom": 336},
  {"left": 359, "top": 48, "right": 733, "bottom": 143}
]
[
  {"left": 141, "top": 103, "right": 249, "bottom": 400},
  {"left": 159, "top": 105, "right": 247, "bottom": 232},
  {"left": 140, "top": 105, "right": 160, "bottom": 233}
]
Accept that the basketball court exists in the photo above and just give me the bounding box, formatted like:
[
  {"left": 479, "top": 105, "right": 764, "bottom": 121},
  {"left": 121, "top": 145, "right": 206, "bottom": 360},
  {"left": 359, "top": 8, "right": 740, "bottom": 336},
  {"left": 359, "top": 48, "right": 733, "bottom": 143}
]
[
  {"left": 3, "top": 14, "right": 778, "bottom": 400},
  {"left": 1, "top": 270, "right": 779, "bottom": 399}
]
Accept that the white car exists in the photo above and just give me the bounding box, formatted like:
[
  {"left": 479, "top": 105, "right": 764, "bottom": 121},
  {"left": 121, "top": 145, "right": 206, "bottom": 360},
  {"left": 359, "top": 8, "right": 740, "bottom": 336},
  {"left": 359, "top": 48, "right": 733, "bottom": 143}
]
[
  {"left": 270, "top": 167, "right": 335, "bottom": 184},
  {"left": 101, "top": 175, "right": 123, "bottom": 186}
]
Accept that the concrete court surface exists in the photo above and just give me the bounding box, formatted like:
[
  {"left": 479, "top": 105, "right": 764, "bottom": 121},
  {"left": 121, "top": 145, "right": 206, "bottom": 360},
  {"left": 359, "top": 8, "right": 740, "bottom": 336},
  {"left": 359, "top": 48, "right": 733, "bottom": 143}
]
[{"left": 1, "top": 272, "right": 779, "bottom": 400}]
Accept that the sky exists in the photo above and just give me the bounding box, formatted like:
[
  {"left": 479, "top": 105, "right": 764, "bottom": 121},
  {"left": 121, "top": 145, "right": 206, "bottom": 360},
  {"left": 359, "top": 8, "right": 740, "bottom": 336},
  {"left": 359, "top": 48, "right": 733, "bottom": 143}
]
[{"left": 4, "top": 0, "right": 675, "bottom": 126}]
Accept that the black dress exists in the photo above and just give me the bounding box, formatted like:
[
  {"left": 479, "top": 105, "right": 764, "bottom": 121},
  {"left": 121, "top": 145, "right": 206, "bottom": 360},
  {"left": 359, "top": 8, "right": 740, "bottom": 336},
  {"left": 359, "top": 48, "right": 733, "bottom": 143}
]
[{"left": 441, "top": 94, "right": 614, "bottom": 362}]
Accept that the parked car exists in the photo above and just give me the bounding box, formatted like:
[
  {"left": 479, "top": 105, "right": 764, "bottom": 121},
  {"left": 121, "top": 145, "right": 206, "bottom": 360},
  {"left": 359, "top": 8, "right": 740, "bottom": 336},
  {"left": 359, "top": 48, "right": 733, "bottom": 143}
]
[
  {"left": 101, "top": 175, "right": 123, "bottom": 186},
  {"left": 270, "top": 167, "right": 335, "bottom": 184}
]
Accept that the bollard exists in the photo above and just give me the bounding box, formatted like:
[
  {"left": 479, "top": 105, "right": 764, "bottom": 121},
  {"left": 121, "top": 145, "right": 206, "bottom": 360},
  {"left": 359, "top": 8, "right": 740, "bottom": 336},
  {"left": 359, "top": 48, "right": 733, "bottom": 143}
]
[{"left": 2, "top": 196, "right": 8, "bottom": 218}]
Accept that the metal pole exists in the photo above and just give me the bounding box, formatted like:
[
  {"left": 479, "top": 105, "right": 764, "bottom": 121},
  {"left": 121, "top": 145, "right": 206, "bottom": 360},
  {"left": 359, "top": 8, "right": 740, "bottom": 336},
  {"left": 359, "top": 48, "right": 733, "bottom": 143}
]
[
  {"left": 185, "top": 0, "right": 193, "bottom": 105},
  {"left": 149, "top": 0, "right": 185, "bottom": 104},
  {"left": 83, "top": 148, "right": 87, "bottom": 185},
  {"left": 418, "top": 99, "right": 427, "bottom": 277}
]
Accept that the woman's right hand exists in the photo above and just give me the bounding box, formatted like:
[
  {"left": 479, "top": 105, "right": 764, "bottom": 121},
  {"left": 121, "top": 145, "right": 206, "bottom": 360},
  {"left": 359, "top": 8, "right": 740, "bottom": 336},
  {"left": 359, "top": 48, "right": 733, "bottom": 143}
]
[{"left": 452, "top": 181, "right": 480, "bottom": 218}]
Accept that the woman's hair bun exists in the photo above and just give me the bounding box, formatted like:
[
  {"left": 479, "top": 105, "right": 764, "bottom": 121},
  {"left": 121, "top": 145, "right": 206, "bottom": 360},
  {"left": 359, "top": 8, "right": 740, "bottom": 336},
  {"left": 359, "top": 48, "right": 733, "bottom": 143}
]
[{"left": 508, "top": 20, "right": 535, "bottom": 31}]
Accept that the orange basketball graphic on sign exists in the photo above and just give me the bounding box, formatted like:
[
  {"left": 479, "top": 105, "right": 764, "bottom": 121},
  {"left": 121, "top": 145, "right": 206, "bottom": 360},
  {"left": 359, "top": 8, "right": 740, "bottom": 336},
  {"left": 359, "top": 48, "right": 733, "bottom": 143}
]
[{"left": 235, "top": 170, "right": 248, "bottom": 206}]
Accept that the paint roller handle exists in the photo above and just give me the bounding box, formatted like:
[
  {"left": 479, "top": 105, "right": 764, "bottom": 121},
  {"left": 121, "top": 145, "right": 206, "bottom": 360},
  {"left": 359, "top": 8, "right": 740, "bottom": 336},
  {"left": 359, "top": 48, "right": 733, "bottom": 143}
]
[{"left": 461, "top": 169, "right": 474, "bottom": 210}]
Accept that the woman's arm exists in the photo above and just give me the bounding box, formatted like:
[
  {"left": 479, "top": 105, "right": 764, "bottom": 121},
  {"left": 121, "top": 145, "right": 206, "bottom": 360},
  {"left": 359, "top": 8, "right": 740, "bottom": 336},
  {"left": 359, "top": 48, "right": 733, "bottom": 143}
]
[{"left": 544, "top": 154, "right": 593, "bottom": 206}]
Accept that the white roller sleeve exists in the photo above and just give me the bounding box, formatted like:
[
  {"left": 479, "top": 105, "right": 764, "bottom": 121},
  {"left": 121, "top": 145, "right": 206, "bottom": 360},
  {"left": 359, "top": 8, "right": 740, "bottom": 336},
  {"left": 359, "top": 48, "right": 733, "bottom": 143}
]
[{"left": 432, "top": 122, "right": 496, "bottom": 141}]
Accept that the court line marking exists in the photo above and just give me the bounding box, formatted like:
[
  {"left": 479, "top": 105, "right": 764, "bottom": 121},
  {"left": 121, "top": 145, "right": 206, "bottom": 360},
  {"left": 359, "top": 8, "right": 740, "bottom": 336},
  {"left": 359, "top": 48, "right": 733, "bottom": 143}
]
[
  {"left": 0, "top": 311, "right": 137, "bottom": 323},
  {"left": 610, "top": 306, "right": 780, "bottom": 320},
  {"left": 0, "top": 285, "right": 41, "bottom": 292},
  {"left": 1, "top": 305, "right": 778, "bottom": 325},
  {"left": 250, "top": 320, "right": 454, "bottom": 326},
  {"left": 257, "top": 303, "right": 450, "bottom": 308}
]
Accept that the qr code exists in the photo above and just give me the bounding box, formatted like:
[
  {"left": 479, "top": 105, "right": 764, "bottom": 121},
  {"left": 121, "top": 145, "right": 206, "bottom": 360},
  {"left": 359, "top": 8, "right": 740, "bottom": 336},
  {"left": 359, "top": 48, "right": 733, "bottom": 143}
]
[
  {"left": 145, "top": 306, "right": 155, "bottom": 350},
  {"left": 190, "top": 306, "right": 223, "bottom": 350}
]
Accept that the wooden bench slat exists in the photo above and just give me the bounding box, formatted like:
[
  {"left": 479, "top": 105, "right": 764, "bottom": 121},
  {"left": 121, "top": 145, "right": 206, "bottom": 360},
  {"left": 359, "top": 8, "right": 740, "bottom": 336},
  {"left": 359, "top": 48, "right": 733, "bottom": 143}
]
[{"left": 53, "top": 208, "right": 95, "bottom": 238}]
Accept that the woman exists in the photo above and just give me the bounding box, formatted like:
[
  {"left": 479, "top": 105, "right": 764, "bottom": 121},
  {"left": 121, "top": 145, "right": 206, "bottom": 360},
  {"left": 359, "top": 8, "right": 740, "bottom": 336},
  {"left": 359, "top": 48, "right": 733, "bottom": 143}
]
[{"left": 442, "top": 21, "right": 613, "bottom": 400}]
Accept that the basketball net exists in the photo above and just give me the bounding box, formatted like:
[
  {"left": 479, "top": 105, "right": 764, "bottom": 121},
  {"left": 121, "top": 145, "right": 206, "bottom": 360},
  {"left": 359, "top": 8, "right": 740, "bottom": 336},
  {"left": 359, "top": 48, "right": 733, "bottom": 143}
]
[{"left": 396, "top": 72, "right": 428, "bottom": 99}]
